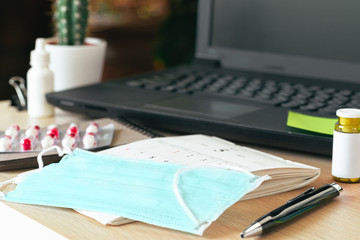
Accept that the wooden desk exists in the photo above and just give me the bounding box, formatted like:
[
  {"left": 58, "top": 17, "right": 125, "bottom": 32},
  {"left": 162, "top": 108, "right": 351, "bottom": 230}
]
[{"left": 0, "top": 100, "right": 358, "bottom": 239}]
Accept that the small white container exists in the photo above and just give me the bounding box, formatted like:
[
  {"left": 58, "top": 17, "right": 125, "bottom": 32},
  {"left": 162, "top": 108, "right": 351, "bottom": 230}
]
[{"left": 27, "top": 38, "right": 54, "bottom": 117}]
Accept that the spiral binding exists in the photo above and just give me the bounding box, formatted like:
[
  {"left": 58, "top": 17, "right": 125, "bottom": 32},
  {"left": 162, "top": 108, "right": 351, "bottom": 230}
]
[{"left": 114, "top": 117, "right": 163, "bottom": 138}]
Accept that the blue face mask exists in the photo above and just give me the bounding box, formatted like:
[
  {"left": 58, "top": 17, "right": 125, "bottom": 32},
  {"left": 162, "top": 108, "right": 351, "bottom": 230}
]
[{"left": 0, "top": 148, "right": 269, "bottom": 235}]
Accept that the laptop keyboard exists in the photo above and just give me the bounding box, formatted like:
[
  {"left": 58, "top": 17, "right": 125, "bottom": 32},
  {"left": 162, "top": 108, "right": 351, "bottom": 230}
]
[{"left": 126, "top": 69, "right": 360, "bottom": 115}]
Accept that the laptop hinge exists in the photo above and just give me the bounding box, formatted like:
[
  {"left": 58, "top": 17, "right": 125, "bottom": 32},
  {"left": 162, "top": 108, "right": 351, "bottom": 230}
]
[{"left": 192, "top": 58, "right": 221, "bottom": 68}]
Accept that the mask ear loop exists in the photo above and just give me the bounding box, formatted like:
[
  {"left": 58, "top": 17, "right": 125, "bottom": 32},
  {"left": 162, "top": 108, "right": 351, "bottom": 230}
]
[
  {"left": 173, "top": 165, "right": 214, "bottom": 231},
  {"left": 37, "top": 145, "right": 69, "bottom": 169},
  {"left": 173, "top": 164, "right": 265, "bottom": 232},
  {"left": 0, "top": 178, "right": 16, "bottom": 198},
  {"left": 0, "top": 169, "right": 42, "bottom": 199},
  {"left": 0, "top": 146, "right": 70, "bottom": 199}
]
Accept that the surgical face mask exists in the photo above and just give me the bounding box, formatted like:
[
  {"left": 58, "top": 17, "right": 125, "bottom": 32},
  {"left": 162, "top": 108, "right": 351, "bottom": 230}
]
[{"left": 0, "top": 148, "right": 269, "bottom": 235}]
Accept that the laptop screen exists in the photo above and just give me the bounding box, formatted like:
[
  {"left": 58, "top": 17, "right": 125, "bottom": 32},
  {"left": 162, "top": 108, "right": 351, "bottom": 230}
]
[
  {"left": 211, "top": 0, "right": 360, "bottom": 63},
  {"left": 197, "top": 0, "right": 360, "bottom": 83}
]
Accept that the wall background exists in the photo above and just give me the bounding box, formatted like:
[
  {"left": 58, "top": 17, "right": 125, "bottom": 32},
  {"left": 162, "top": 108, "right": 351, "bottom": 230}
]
[{"left": 0, "top": 0, "right": 197, "bottom": 100}]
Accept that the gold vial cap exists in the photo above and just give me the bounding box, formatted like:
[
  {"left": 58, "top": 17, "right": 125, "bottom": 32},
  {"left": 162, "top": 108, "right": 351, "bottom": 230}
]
[{"left": 337, "top": 108, "right": 360, "bottom": 126}]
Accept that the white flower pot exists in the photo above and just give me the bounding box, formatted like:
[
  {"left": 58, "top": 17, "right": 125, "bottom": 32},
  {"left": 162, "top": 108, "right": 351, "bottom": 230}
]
[{"left": 45, "top": 37, "right": 107, "bottom": 92}]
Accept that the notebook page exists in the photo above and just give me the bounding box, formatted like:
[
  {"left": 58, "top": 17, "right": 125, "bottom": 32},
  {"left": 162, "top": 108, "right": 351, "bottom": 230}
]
[
  {"left": 75, "top": 209, "right": 135, "bottom": 225},
  {"left": 100, "top": 134, "right": 316, "bottom": 172}
]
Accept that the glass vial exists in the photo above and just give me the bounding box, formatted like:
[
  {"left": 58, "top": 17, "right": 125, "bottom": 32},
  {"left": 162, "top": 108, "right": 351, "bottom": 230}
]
[{"left": 332, "top": 108, "right": 360, "bottom": 183}]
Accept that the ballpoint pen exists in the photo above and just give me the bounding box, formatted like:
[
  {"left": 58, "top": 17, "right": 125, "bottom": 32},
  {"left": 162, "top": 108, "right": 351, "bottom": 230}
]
[{"left": 240, "top": 183, "right": 343, "bottom": 238}]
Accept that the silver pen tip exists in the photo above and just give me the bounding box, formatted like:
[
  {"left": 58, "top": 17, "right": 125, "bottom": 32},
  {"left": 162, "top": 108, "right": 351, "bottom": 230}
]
[{"left": 240, "top": 222, "right": 262, "bottom": 238}]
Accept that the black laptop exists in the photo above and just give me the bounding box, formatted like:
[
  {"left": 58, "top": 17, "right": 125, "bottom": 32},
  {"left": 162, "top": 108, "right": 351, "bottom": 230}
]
[{"left": 46, "top": 0, "right": 360, "bottom": 155}]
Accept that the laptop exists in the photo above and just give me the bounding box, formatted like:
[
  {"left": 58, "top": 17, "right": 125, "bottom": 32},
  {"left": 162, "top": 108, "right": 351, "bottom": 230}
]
[{"left": 46, "top": 0, "right": 360, "bottom": 155}]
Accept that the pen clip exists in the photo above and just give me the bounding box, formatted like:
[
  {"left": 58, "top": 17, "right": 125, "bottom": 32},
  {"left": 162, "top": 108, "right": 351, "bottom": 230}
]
[{"left": 286, "top": 187, "right": 315, "bottom": 203}]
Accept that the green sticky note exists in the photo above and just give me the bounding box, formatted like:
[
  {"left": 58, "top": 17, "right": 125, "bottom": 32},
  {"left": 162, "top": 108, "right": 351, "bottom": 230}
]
[{"left": 287, "top": 111, "right": 337, "bottom": 135}]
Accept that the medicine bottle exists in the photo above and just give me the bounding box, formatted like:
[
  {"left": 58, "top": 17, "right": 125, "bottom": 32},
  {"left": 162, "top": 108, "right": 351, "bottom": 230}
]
[
  {"left": 27, "top": 38, "right": 54, "bottom": 117},
  {"left": 332, "top": 108, "right": 360, "bottom": 183}
]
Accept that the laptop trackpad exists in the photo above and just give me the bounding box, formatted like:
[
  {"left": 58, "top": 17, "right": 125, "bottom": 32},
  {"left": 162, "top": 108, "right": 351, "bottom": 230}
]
[{"left": 144, "top": 96, "right": 259, "bottom": 119}]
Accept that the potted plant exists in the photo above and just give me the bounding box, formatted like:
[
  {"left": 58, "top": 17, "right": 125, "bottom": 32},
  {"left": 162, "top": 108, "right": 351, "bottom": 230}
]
[{"left": 45, "top": 0, "right": 107, "bottom": 92}]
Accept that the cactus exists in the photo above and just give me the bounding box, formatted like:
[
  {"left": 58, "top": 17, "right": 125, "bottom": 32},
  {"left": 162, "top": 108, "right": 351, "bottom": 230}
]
[{"left": 55, "top": 0, "right": 89, "bottom": 45}]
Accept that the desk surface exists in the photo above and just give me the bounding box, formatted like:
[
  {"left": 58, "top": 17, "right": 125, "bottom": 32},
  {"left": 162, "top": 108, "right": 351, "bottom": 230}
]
[{"left": 0, "top": 100, "right": 358, "bottom": 240}]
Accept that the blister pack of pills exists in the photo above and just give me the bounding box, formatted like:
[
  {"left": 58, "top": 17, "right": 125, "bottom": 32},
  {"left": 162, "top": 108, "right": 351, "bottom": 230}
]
[{"left": 0, "top": 122, "right": 115, "bottom": 153}]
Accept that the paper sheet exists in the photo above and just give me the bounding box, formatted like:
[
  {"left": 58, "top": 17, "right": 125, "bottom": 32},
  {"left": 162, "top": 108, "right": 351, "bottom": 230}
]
[{"left": 0, "top": 202, "right": 67, "bottom": 240}]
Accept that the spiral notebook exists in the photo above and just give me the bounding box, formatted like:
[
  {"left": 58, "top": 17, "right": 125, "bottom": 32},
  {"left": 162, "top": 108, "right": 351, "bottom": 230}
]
[{"left": 0, "top": 117, "right": 158, "bottom": 171}]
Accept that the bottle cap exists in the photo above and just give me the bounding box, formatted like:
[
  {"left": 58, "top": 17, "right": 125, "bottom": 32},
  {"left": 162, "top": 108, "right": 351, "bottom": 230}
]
[
  {"left": 336, "top": 108, "right": 360, "bottom": 118},
  {"left": 30, "top": 38, "right": 50, "bottom": 67}
]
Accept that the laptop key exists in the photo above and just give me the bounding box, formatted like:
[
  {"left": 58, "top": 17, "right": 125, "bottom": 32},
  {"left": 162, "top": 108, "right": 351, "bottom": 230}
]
[
  {"left": 299, "top": 102, "right": 326, "bottom": 111},
  {"left": 125, "top": 70, "right": 359, "bottom": 116},
  {"left": 281, "top": 100, "right": 307, "bottom": 109},
  {"left": 220, "top": 88, "right": 237, "bottom": 95}
]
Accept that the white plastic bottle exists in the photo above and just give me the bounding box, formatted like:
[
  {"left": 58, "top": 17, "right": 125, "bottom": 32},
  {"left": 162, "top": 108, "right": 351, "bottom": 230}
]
[{"left": 27, "top": 38, "right": 54, "bottom": 117}]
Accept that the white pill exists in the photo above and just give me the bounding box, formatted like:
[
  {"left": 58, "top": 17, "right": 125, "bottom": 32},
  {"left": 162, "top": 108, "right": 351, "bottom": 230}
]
[
  {"left": 25, "top": 125, "right": 40, "bottom": 139},
  {"left": 0, "top": 136, "right": 12, "bottom": 151},
  {"left": 5, "top": 124, "right": 20, "bottom": 140},
  {"left": 82, "top": 133, "right": 97, "bottom": 149},
  {"left": 41, "top": 135, "right": 55, "bottom": 149},
  {"left": 62, "top": 134, "right": 76, "bottom": 150},
  {"left": 85, "top": 122, "right": 99, "bottom": 135}
]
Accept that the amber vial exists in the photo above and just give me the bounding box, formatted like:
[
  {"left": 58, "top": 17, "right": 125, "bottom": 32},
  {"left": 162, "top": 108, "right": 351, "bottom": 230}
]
[{"left": 332, "top": 108, "right": 360, "bottom": 183}]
